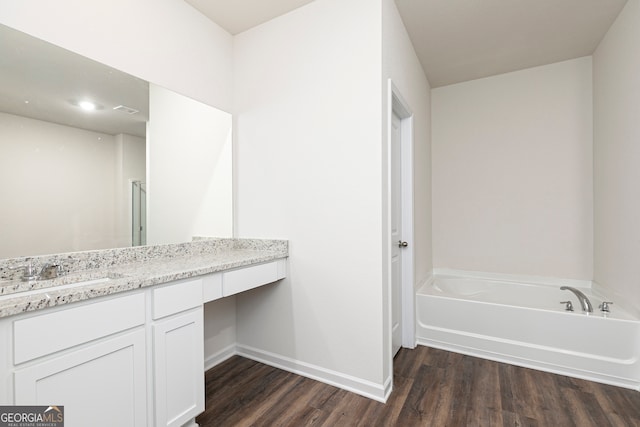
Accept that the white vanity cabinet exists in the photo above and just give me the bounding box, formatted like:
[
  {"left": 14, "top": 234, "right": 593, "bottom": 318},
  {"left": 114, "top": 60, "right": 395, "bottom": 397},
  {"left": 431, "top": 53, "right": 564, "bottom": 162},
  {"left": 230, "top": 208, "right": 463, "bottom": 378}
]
[
  {"left": 10, "top": 292, "right": 148, "bottom": 427},
  {"left": 152, "top": 278, "right": 204, "bottom": 427},
  {"left": 0, "top": 256, "right": 287, "bottom": 427}
]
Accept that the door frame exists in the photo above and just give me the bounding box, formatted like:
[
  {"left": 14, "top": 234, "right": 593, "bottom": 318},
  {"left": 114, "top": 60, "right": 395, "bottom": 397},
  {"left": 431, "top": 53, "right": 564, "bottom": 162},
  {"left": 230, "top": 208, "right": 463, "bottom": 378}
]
[{"left": 387, "top": 80, "right": 415, "bottom": 349}]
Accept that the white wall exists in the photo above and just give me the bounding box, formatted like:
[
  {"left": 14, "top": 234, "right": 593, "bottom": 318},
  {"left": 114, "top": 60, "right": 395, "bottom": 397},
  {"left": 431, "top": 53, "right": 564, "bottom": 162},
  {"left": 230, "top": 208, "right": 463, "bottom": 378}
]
[
  {"left": 381, "top": 0, "right": 432, "bottom": 385},
  {"left": 203, "top": 297, "right": 237, "bottom": 368},
  {"left": 234, "top": 0, "right": 386, "bottom": 398},
  {"left": 147, "top": 84, "right": 233, "bottom": 245},
  {"left": 382, "top": 8, "right": 432, "bottom": 290},
  {"left": 593, "top": 0, "right": 640, "bottom": 315},
  {"left": 0, "top": 0, "right": 233, "bottom": 112},
  {"left": 0, "top": 112, "right": 120, "bottom": 258},
  {"left": 432, "top": 57, "right": 593, "bottom": 280}
]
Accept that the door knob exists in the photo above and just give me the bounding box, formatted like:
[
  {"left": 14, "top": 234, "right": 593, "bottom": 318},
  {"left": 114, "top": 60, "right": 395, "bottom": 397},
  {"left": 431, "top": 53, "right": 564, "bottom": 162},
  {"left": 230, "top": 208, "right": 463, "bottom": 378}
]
[{"left": 398, "top": 241, "right": 408, "bottom": 248}]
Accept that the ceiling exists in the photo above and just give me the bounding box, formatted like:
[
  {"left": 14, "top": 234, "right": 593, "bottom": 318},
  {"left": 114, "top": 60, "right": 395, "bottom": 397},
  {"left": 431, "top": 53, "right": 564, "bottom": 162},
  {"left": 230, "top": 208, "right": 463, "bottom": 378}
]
[
  {"left": 1, "top": 0, "right": 629, "bottom": 134},
  {"left": 188, "top": 0, "right": 628, "bottom": 88},
  {"left": 184, "top": 0, "right": 315, "bottom": 35},
  {"left": 394, "top": 0, "right": 628, "bottom": 87}
]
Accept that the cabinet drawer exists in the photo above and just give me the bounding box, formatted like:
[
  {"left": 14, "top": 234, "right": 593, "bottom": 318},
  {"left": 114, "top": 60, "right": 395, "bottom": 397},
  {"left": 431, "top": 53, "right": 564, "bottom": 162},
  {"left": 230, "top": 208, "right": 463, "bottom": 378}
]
[
  {"left": 153, "top": 278, "right": 203, "bottom": 320},
  {"left": 222, "top": 260, "right": 285, "bottom": 297},
  {"left": 203, "top": 273, "right": 223, "bottom": 303},
  {"left": 14, "top": 292, "right": 145, "bottom": 364}
]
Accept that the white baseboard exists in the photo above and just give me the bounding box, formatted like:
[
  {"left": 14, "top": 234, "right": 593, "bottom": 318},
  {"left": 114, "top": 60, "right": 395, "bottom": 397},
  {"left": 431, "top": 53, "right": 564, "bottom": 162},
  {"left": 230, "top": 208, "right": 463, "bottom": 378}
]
[
  {"left": 202, "top": 343, "right": 390, "bottom": 402},
  {"left": 204, "top": 343, "right": 237, "bottom": 371},
  {"left": 382, "top": 375, "right": 393, "bottom": 401},
  {"left": 236, "top": 344, "right": 389, "bottom": 403}
]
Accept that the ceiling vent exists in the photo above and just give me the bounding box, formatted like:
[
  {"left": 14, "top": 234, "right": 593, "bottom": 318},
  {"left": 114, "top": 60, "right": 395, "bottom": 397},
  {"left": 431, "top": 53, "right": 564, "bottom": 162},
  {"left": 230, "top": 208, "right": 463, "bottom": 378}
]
[{"left": 113, "top": 105, "right": 139, "bottom": 115}]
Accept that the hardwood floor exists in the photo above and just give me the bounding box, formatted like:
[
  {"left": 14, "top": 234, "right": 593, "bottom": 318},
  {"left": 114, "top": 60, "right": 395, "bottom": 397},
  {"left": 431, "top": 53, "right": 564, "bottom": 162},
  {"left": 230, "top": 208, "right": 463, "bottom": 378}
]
[{"left": 196, "top": 346, "right": 640, "bottom": 426}]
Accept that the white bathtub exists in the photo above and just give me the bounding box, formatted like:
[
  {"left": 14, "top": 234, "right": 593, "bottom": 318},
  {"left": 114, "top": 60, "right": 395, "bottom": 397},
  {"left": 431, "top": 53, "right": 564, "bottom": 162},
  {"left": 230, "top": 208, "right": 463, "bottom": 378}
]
[{"left": 416, "top": 274, "right": 640, "bottom": 390}]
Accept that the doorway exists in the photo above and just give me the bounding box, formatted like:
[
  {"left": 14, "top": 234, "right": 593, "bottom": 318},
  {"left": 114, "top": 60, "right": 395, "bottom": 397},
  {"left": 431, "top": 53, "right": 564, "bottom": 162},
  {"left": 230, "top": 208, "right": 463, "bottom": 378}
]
[{"left": 389, "top": 81, "right": 415, "bottom": 358}]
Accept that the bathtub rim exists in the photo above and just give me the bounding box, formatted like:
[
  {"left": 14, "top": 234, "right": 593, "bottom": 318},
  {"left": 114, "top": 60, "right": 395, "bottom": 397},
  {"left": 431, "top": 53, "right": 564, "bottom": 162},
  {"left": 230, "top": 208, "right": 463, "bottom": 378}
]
[
  {"left": 431, "top": 268, "right": 640, "bottom": 319},
  {"left": 418, "top": 290, "right": 639, "bottom": 323}
]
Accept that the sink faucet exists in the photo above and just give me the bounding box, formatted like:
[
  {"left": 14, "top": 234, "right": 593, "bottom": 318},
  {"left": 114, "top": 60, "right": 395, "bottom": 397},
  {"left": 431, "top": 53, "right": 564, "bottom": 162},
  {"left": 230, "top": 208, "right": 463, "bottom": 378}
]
[
  {"left": 560, "top": 286, "right": 593, "bottom": 313},
  {"left": 39, "top": 263, "right": 65, "bottom": 280},
  {"left": 9, "top": 260, "right": 39, "bottom": 281},
  {"left": 9, "top": 261, "right": 65, "bottom": 281}
]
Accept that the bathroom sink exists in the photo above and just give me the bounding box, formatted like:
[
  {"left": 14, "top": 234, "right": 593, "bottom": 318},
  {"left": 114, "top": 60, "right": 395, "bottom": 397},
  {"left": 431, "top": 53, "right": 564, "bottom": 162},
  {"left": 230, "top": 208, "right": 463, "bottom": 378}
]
[{"left": 0, "top": 275, "right": 123, "bottom": 301}]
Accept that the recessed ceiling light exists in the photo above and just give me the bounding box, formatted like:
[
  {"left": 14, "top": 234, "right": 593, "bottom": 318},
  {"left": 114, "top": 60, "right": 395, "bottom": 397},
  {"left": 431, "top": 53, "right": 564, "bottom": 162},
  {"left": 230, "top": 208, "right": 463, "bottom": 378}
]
[
  {"left": 69, "top": 99, "right": 104, "bottom": 111},
  {"left": 79, "top": 101, "right": 97, "bottom": 111}
]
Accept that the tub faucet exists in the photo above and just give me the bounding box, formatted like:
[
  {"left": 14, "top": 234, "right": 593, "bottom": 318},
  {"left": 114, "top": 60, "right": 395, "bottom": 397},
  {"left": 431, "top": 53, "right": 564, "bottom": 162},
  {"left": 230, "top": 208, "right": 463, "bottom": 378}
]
[{"left": 560, "top": 286, "right": 593, "bottom": 313}]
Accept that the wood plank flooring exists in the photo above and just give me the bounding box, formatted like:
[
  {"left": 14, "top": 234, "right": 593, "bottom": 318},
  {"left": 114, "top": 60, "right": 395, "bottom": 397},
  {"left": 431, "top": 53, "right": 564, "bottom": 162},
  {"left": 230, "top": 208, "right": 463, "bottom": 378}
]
[{"left": 196, "top": 346, "right": 640, "bottom": 426}]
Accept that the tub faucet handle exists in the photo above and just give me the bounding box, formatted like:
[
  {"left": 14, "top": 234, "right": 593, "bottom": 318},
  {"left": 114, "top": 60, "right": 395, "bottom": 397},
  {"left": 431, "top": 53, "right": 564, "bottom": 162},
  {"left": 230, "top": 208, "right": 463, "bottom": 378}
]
[
  {"left": 599, "top": 301, "right": 613, "bottom": 313},
  {"left": 560, "top": 301, "right": 574, "bottom": 311}
]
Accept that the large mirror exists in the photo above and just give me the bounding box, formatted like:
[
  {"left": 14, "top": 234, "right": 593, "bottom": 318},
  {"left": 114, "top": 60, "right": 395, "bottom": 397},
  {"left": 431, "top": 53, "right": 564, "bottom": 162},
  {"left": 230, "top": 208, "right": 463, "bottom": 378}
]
[{"left": 0, "top": 24, "right": 233, "bottom": 259}]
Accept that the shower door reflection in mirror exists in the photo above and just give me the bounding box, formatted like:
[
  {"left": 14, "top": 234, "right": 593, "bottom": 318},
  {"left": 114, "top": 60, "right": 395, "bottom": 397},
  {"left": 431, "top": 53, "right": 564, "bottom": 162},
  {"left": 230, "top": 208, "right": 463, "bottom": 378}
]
[{"left": 132, "top": 181, "right": 147, "bottom": 247}]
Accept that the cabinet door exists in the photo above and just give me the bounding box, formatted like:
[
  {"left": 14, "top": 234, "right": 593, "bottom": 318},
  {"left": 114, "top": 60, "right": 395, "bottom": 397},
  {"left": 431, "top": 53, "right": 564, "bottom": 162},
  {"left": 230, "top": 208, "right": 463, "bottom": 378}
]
[
  {"left": 14, "top": 329, "right": 147, "bottom": 427},
  {"left": 153, "top": 307, "right": 204, "bottom": 427}
]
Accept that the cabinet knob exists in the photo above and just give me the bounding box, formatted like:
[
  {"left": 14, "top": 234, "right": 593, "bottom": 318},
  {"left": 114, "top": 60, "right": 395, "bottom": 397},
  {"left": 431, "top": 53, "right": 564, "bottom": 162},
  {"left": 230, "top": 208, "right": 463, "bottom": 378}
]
[{"left": 398, "top": 241, "right": 408, "bottom": 248}]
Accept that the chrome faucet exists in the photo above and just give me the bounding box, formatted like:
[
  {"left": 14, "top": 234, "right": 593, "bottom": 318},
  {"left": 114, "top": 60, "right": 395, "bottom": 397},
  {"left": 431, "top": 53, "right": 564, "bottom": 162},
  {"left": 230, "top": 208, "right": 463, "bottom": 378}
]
[
  {"left": 39, "top": 263, "right": 65, "bottom": 280},
  {"left": 560, "top": 286, "right": 593, "bottom": 313},
  {"left": 8, "top": 261, "right": 65, "bottom": 281},
  {"left": 9, "top": 261, "right": 39, "bottom": 281}
]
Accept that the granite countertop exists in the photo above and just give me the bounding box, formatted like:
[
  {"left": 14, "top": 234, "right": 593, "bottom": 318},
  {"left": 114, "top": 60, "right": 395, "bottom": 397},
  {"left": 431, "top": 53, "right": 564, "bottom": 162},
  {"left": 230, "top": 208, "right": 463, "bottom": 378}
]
[{"left": 0, "top": 238, "right": 288, "bottom": 318}]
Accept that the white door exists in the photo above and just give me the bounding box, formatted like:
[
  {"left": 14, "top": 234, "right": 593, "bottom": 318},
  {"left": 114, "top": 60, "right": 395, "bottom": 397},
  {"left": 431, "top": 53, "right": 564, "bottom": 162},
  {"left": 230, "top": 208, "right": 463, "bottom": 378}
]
[
  {"left": 14, "top": 329, "right": 147, "bottom": 427},
  {"left": 153, "top": 307, "right": 205, "bottom": 427},
  {"left": 391, "top": 112, "right": 403, "bottom": 356}
]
